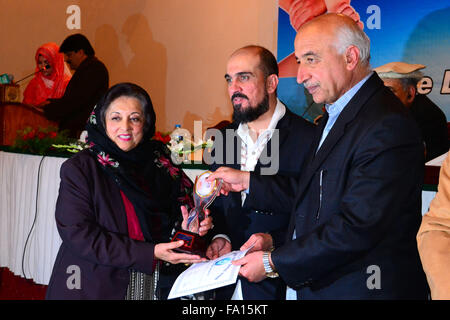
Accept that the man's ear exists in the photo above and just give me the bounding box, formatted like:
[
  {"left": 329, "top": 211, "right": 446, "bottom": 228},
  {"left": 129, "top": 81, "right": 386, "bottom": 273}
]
[
  {"left": 406, "top": 85, "right": 416, "bottom": 105},
  {"left": 266, "top": 74, "right": 279, "bottom": 94},
  {"left": 344, "top": 45, "right": 360, "bottom": 71}
]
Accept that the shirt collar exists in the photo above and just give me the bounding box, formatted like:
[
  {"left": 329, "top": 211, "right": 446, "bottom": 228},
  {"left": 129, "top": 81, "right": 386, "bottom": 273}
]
[
  {"left": 236, "top": 98, "right": 286, "bottom": 141},
  {"left": 325, "top": 71, "right": 373, "bottom": 116}
]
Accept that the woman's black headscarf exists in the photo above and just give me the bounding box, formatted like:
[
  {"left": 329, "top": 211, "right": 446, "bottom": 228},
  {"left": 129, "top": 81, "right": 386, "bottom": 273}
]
[{"left": 85, "top": 82, "right": 193, "bottom": 243}]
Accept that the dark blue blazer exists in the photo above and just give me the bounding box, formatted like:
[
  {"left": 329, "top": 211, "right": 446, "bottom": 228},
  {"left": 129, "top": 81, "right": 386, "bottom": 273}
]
[
  {"left": 209, "top": 107, "right": 315, "bottom": 299},
  {"left": 246, "top": 74, "right": 429, "bottom": 299}
]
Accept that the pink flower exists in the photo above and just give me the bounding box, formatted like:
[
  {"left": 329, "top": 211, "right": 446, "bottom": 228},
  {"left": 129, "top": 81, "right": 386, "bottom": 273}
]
[
  {"left": 181, "top": 174, "right": 193, "bottom": 188},
  {"left": 158, "top": 156, "right": 179, "bottom": 176},
  {"left": 97, "top": 152, "right": 118, "bottom": 167}
]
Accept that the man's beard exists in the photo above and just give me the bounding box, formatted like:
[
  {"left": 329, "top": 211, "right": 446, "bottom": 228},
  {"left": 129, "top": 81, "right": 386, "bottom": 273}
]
[{"left": 232, "top": 92, "right": 270, "bottom": 124}]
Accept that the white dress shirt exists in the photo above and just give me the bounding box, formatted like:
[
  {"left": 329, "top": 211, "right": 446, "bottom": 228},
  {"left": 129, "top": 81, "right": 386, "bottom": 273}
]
[{"left": 231, "top": 99, "right": 286, "bottom": 300}]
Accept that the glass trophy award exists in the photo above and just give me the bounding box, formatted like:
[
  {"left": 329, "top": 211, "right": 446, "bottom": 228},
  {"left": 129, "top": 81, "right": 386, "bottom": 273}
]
[{"left": 172, "top": 170, "right": 222, "bottom": 256}]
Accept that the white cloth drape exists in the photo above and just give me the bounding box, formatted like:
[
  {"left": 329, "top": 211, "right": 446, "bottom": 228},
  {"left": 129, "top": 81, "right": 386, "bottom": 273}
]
[{"left": 0, "top": 151, "right": 65, "bottom": 285}]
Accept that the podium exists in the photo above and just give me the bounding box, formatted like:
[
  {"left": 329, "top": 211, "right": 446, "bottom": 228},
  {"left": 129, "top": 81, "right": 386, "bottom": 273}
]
[
  {"left": 0, "top": 83, "right": 20, "bottom": 103},
  {"left": 0, "top": 102, "right": 57, "bottom": 145}
]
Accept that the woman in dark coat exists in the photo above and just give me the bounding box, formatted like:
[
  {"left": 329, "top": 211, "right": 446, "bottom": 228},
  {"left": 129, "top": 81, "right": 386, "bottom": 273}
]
[{"left": 46, "top": 82, "right": 211, "bottom": 300}]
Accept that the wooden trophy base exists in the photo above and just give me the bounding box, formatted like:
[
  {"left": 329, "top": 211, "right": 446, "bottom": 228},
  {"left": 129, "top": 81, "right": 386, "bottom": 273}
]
[{"left": 171, "top": 230, "right": 207, "bottom": 257}]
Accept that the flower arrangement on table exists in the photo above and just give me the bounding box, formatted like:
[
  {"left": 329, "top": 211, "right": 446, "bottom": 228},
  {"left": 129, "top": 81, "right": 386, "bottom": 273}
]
[
  {"left": 8, "top": 126, "right": 213, "bottom": 163},
  {"left": 10, "top": 126, "right": 80, "bottom": 156},
  {"left": 152, "top": 130, "right": 213, "bottom": 164}
]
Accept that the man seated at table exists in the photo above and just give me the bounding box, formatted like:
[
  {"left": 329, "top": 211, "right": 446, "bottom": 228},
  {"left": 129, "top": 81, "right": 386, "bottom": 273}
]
[
  {"left": 35, "top": 34, "right": 109, "bottom": 139},
  {"left": 375, "top": 62, "right": 449, "bottom": 162}
]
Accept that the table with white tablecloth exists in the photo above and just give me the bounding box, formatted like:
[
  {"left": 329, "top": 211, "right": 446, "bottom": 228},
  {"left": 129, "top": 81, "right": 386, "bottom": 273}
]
[
  {"left": 0, "top": 151, "right": 205, "bottom": 285},
  {"left": 0, "top": 151, "right": 65, "bottom": 285}
]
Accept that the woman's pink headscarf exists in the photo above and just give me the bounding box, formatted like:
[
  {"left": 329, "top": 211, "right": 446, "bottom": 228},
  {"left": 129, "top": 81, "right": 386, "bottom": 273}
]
[{"left": 22, "top": 42, "right": 71, "bottom": 106}]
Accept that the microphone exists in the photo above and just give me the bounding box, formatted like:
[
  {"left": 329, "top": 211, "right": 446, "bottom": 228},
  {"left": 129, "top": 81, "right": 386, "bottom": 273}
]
[{"left": 15, "top": 64, "right": 50, "bottom": 84}]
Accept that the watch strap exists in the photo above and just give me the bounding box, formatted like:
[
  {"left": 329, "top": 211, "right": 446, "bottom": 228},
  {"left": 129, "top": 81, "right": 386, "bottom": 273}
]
[{"left": 262, "top": 251, "right": 279, "bottom": 278}]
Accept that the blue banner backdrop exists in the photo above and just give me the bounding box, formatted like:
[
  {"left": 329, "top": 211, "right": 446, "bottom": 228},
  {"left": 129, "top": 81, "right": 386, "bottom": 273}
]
[{"left": 277, "top": 1, "right": 450, "bottom": 123}]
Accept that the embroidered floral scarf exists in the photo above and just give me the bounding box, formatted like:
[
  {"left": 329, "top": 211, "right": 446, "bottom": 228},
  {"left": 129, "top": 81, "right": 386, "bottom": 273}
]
[{"left": 85, "top": 83, "right": 193, "bottom": 243}]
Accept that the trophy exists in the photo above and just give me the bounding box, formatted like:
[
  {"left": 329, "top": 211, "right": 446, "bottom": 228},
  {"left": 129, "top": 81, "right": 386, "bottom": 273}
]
[{"left": 172, "top": 170, "right": 222, "bottom": 256}]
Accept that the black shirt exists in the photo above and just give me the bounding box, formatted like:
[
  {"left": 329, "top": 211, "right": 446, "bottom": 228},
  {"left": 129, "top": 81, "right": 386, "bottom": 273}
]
[
  {"left": 409, "top": 94, "right": 448, "bottom": 161},
  {"left": 44, "top": 56, "right": 109, "bottom": 138}
]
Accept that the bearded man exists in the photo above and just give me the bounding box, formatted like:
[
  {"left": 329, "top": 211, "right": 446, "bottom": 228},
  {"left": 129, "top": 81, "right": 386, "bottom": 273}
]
[{"left": 204, "top": 45, "right": 315, "bottom": 300}]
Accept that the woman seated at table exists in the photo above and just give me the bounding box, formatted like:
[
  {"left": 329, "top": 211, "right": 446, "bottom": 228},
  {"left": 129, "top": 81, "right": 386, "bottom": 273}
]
[
  {"left": 46, "top": 82, "right": 212, "bottom": 300},
  {"left": 22, "top": 42, "right": 71, "bottom": 107}
]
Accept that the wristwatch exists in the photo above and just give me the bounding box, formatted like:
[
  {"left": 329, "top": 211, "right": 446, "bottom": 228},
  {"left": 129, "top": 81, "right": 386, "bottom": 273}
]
[{"left": 262, "top": 251, "right": 279, "bottom": 278}]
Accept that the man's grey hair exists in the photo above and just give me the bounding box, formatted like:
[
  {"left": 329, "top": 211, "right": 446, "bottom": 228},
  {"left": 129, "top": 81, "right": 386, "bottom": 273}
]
[{"left": 334, "top": 21, "right": 371, "bottom": 67}]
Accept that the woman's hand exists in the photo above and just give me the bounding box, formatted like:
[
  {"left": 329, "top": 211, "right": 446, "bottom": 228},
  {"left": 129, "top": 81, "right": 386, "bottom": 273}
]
[
  {"left": 154, "top": 240, "right": 207, "bottom": 264},
  {"left": 33, "top": 99, "right": 50, "bottom": 112},
  {"left": 31, "top": 104, "right": 45, "bottom": 113},
  {"left": 206, "top": 237, "right": 232, "bottom": 260},
  {"left": 180, "top": 206, "right": 213, "bottom": 236}
]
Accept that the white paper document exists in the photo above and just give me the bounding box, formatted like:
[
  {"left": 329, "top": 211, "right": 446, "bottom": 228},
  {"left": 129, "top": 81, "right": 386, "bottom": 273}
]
[
  {"left": 425, "top": 152, "right": 448, "bottom": 167},
  {"left": 168, "top": 249, "right": 249, "bottom": 299}
]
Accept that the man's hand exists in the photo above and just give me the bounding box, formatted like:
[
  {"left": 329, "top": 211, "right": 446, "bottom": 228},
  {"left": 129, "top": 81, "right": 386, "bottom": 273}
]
[
  {"left": 286, "top": 0, "right": 327, "bottom": 31},
  {"left": 328, "top": 2, "right": 364, "bottom": 29},
  {"left": 206, "top": 237, "right": 232, "bottom": 260},
  {"left": 240, "top": 233, "right": 273, "bottom": 253},
  {"left": 232, "top": 251, "right": 266, "bottom": 283},
  {"left": 181, "top": 206, "right": 212, "bottom": 236},
  {"left": 207, "top": 167, "right": 250, "bottom": 195}
]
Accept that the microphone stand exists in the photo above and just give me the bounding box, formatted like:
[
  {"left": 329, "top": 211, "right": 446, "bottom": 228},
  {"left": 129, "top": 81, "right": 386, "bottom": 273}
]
[{"left": 14, "top": 65, "right": 50, "bottom": 84}]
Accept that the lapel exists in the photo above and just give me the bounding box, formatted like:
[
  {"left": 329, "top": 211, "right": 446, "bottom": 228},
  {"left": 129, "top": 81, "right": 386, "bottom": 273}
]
[
  {"left": 230, "top": 133, "right": 241, "bottom": 170},
  {"left": 295, "top": 73, "right": 383, "bottom": 202},
  {"left": 305, "top": 111, "right": 329, "bottom": 166},
  {"left": 222, "top": 121, "right": 241, "bottom": 170},
  {"left": 230, "top": 108, "right": 292, "bottom": 207}
]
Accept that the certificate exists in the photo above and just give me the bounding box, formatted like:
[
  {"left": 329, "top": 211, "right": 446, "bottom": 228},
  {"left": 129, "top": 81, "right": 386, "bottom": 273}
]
[
  {"left": 168, "top": 248, "right": 250, "bottom": 299},
  {"left": 425, "top": 151, "right": 447, "bottom": 167}
]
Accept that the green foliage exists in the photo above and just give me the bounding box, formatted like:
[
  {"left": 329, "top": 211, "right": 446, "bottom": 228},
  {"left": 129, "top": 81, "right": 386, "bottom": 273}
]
[{"left": 11, "top": 126, "right": 77, "bottom": 156}]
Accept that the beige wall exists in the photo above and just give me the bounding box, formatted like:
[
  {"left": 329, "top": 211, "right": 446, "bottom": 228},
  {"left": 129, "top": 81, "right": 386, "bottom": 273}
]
[{"left": 0, "top": 0, "right": 279, "bottom": 134}]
